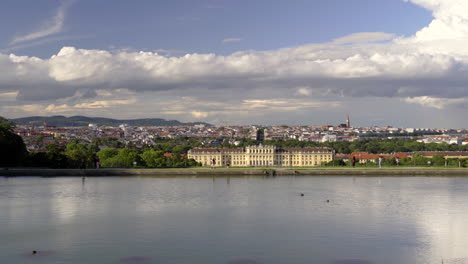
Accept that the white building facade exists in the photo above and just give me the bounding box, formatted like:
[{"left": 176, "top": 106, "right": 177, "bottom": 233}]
[{"left": 188, "top": 145, "right": 334, "bottom": 167}]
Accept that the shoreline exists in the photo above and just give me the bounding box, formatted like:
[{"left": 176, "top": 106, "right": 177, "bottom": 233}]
[{"left": 2, "top": 167, "right": 468, "bottom": 177}]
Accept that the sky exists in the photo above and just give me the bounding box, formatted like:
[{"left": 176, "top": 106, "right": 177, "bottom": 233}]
[{"left": 0, "top": 0, "right": 467, "bottom": 128}]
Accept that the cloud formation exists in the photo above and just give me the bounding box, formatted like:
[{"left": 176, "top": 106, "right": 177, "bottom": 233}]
[
  {"left": 1, "top": 0, "right": 468, "bottom": 125},
  {"left": 333, "top": 32, "right": 396, "bottom": 44},
  {"left": 10, "top": 0, "right": 73, "bottom": 45},
  {"left": 222, "top": 38, "right": 242, "bottom": 43},
  {"left": 403, "top": 96, "right": 466, "bottom": 109}
]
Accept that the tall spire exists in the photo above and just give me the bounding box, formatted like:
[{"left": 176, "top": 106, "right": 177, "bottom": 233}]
[{"left": 346, "top": 115, "right": 350, "bottom": 128}]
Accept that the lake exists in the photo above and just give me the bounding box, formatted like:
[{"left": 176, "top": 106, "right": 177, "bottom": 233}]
[{"left": 1, "top": 176, "right": 468, "bottom": 264}]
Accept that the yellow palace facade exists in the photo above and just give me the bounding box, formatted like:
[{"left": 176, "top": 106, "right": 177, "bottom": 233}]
[{"left": 188, "top": 145, "right": 334, "bottom": 167}]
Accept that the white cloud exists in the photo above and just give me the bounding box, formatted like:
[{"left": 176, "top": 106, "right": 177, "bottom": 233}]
[
  {"left": 399, "top": 0, "right": 468, "bottom": 55},
  {"left": 403, "top": 96, "right": 466, "bottom": 109},
  {"left": 3, "top": 97, "right": 137, "bottom": 115},
  {"left": 295, "top": 88, "right": 311, "bottom": 96},
  {"left": 191, "top": 111, "right": 209, "bottom": 118},
  {"left": 3, "top": 35, "right": 93, "bottom": 53},
  {"left": 333, "top": 32, "right": 396, "bottom": 44},
  {"left": 10, "top": 0, "right": 73, "bottom": 45},
  {"left": 153, "top": 49, "right": 185, "bottom": 56},
  {"left": 0, "top": 91, "right": 18, "bottom": 101},
  {"left": 239, "top": 99, "right": 339, "bottom": 111},
  {"left": 74, "top": 98, "right": 137, "bottom": 109},
  {"left": 2, "top": 0, "right": 468, "bottom": 125},
  {"left": 222, "top": 38, "right": 242, "bottom": 43}
]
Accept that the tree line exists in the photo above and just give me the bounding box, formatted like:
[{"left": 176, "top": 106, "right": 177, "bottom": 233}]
[
  {"left": 12, "top": 143, "right": 202, "bottom": 169},
  {"left": 324, "top": 154, "right": 467, "bottom": 168},
  {"left": 261, "top": 138, "right": 468, "bottom": 154}
]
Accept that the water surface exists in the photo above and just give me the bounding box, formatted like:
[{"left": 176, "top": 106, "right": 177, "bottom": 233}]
[{"left": 1, "top": 176, "right": 468, "bottom": 264}]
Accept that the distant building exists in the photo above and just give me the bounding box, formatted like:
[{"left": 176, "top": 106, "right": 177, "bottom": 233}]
[
  {"left": 417, "top": 151, "right": 468, "bottom": 159},
  {"left": 322, "top": 134, "right": 337, "bottom": 142},
  {"left": 419, "top": 135, "right": 464, "bottom": 145},
  {"left": 346, "top": 115, "right": 351, "bottom": 128},
  {"left": 188, "top": 145, "right": 334, "bottom": 167}
]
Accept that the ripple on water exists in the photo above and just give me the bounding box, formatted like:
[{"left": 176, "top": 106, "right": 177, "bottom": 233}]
[
  {"left": 227, "top": 259, "right": 263, "bottom": 264},
  {"left": 332, "top": 259, "right": 373, "bottom": 264},
  {"left": 119, "top": 256, "right": 153, "bottom": 263}
]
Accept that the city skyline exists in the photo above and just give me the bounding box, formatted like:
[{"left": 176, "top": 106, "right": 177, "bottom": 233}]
[{"left": 1, "top": 0, "right": 468, "bottom": 128}]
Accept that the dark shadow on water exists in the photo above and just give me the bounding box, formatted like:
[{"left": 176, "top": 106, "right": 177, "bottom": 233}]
[
  {"left": 20, "top": 250, "right": 56, "bottom": 259},
  {"left": 227, "top": 259, "right": 263, "bottom": 264},
  {"left": 119, "top": 256, "right": 153, "bottom": 263}
]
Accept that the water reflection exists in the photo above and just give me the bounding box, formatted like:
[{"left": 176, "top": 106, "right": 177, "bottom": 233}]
[{"left": 1, "top": 176, "right": 468, "bottom": 264}]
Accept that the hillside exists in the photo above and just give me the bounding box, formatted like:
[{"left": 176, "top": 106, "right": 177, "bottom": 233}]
[{"left": 10, "top": 116, "right": 212, "bottom": 127}]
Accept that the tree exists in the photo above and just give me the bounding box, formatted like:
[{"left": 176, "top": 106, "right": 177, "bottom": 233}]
[
  {"left": 64, "top": 143, "right": 95, "bottom": 168},
  {"left": 140, "top": 149, "right": 164, "bottom": 167},
  {"left": 256, "top": 128, "right": 264, "bottom": 143},
  {"left": 45, "top": 144, "right": 68, "bottom": 168},
  {"left": 172, "top": 145, "right": 191, "bottom": 156},
  {"left": 412, "top": 153, "right": 428, "bottom": 166},
  {"left": 97, "top": 148, "right": 119, "bottom": 167},
  {"left": 324, "top": 160, "right": 346, "bottom": 166},
  {"left": 0, "top": 117, "right": 27, "bottom": 167},
  {"left": 97, "top": 148, "right": 119, "bottom": 161},
  {"left": 97, "top": 148, "right": 139, "bottom": 168},
  {"left": 431, "top": 154, "right": 446, "bottom": 167},
  {"left": 383, "top": 157, "right": 397, "bottom": 166}
]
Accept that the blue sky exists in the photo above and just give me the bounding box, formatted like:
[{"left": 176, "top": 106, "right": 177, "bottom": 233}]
[
  {"left": 1, "top": 0, "right": 468, "bottom": 128},
  {"left": 1, "top": 0, "right": 431, "bottom": 57}
]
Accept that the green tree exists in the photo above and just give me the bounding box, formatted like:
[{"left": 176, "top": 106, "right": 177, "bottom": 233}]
[
  {"left": 98, "top": 148, "right": 139, "bottom": 168},
  {"left": 431, "top": 154, "right": 446, "bottom": 167},
  {"left": 412, "top": 153, "right": 429, "bottom": 166},
  {"left": 64, "top": 143, "right": 95, "bottom": 168},
  {"left": 324, "top": 159, "right": 346, "bottom": 166},
  {"left": 97, "top": 148, "right": 119, "bottom": 167},
  {"left": 25, "top": 152, "right": 51, "bottom": 167},
  {"left": 383, "top": 157, "right": 397, "bottom": 166},
  {"left": 0, "top": 117, "right": 27, "bottom": 167},
  {"left": 97, "top": 148, "right": 119, "bottom": 161},
  {"left": 45, "top": 144, "right": 68, "bottom": 168},
  {"left": 116, "top": 149, "right": 140, "bottom": 167},
  {"left": 140, "top": 149, "right": 164, "bottom": 167}
]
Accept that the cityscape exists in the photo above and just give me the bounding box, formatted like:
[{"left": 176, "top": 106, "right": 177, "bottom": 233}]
[
  {"left": 12, "top": 115, "right": 468, "bottom": 150},
  {"left": 2, "top": 0, "right": 468, "bottom": 263},
  {"left": 7, "top": 115, "right": 468, "bottom": 168}
]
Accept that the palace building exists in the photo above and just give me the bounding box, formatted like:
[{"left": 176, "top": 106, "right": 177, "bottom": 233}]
[{"left": 188, "top": 145, "right": 334, "bottom": 167}]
